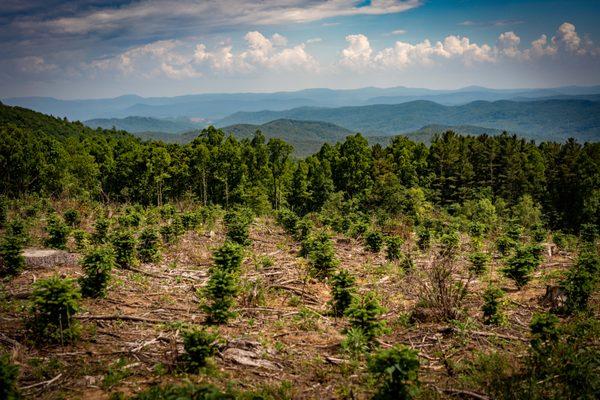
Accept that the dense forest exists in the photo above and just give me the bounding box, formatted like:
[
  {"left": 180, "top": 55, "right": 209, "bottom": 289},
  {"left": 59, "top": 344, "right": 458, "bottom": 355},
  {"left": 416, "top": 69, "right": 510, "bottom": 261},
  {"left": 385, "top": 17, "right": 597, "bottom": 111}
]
[
  {"left": 2, "top": 103, "right": 598, "bottom": 231},
  {"left": 0, "top": 102, "right": 599, "bottom": 399}
]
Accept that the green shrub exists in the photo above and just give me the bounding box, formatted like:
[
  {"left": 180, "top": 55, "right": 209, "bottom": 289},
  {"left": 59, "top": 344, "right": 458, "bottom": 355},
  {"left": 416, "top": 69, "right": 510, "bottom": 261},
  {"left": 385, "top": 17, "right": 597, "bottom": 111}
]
[
  {"left": 385, "top": 235, "right": 404, "bottom": 261},
  {"left": 79, "top": 247, "right": 114, "bottom": 298},
  {"left": 416, "top": 228, "right": 431, "bottom": 251},
  {"left": 64, "top": 209, "right": 80, "bottom": 227},
  {"left": 0, "top": 196, "right": 7, "bottom": 228},
  {"left": 505, "top": 224, "right": 523, "bottom": 242},
  {"left": 531, "top": 225, "right": 547, "bottom": 243},
  {"left": 0, "top": 227, "right": 26, "bottom": 277},
  {"left": 182, "top": 328, "right": 219, "bottom": 371},
  {"left": 365, "top": 231, "right": 384, "bottom": 253},
  {"left": 349, "top": 220, "right": 370, "bottom": 239},
  {"left": 111, "top": 230, "right": 137, "bottom": 268},
  {"left": 562, "top": 250, "right": 599, "bottom": 314},
  {"left": 72, "top": 229, "right": 90, "bottom": 252},
  {"left": 439, "top": 232, "right": 460, "bottom": 259},
  {"left": 368, "top": 345, "right": 420, "bottom": 400},
  {"left": 224, "top": 209, "right": 253, "bottom": 246},
  {"left": 29, "top": 276, "right": 81, "bottom": 344},
  {"left": 329, "top": 269, "right": 356, "bottom": 316},
  {"left": 118, "top": 212, "right": 142, "bottom": 228},
  {"left": 0, "top": 353, "right": 19, "bottom": 400},
  {"left": 468, "top": 221, "right": 487, "bottom": 237},
  {"left": 501, "top": 245, "right": 541, "bottom": 289},
  {"left": 181, "top": 211, "right": 201, "bottom": 230},
  {"left": 131, "top": 383, "right": 232, "bottom": 400},
  {"left": 212, "top": 241, "right": 244, "bottom": 273},
  {"left": 530, "top": 312, "right": 560, "bottom": 360},
  {"left": 580, "top": 223, "right": 598, "bottom": 243},
  {"left": 203, "top": 268, "right": 238, "bottom": 324},
  {"left": 482, "top": 285, "right": 506, "bottom": 325},
  {"left": 276, "top": 208, "right": 299, "bottom": 236},
  {"left": 293, "top": 217, "right": 313, "bottom": 242},
  {"left": 306, "top": 231, "right": 339, "bottom": 278},
  {"left": 137, "top": 227, "right": 161, "bottom": 263},
  {"left": 159, "top": 223, "right": 176, "bottom": 245},
  {"left": 496, "top": 235, "right": 516, "bottom": 256},
  {"left": 345, "top": 291, "right": 387, "bottom": 343},
  {"left": 468, "top": 252, "right": 490, "bottom": 276},
  {"left": 92, "top": 217, "right": 110, "bottom": 244},
  {"left": 44, "top": 214, "right": 70, "bottom": 249}
]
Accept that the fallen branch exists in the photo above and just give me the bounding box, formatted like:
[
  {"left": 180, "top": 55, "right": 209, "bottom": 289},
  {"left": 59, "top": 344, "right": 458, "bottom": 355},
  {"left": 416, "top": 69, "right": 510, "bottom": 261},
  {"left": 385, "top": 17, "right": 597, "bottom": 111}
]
[
  {"left": 20, "top": 373, "right": 63, "bottom": 390},
  {"left": 435, "top": 386, "right": 490, "bottom": 400},
  {"left": 75, "top": 314, "right": 167, "bottom": 324},
  {"left": 268, "top": 284, "right": 320, "bottom": 303},
  {"left": 442, "top": 327, "right": 527, "bottom": 342}
]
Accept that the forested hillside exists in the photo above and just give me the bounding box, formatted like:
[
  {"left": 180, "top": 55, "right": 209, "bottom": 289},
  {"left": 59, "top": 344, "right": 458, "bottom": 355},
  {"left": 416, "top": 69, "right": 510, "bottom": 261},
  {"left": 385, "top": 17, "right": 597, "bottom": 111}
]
[
  {"left": 1, "top": 102, "right": 597, "bottom": 231},
  {"left": 1, "top": 103, "right": 599, "bottom": 399},
  {"left": 85, "top": 116, "right": 204, "bottom": 134},
  {"left": 218, "top": 99, "right": 600, "bottom": 141}
]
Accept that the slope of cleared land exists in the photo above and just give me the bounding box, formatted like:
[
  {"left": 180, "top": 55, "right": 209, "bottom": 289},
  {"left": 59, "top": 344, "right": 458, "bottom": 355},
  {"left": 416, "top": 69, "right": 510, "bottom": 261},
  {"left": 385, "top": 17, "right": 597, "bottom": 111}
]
[{"left": 1, "top": 212, "right": 576, "bottom": 399}]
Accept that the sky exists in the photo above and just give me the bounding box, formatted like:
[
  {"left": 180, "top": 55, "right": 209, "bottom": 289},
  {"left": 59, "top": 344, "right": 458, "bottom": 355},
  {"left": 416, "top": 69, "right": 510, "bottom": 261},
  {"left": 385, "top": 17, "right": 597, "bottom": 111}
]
[{"left": 1, "top": 0, "right": 600, "bottom": 99}]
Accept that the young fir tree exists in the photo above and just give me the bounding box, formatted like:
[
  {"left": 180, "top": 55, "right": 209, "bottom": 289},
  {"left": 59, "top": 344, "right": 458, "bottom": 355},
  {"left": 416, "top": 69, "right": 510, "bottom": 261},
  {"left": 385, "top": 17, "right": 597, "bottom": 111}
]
[
  {"left": 345, "top": 291, "right": 387, "bottom": 344},
  {"left": 137, "top": 226, "right": 162, "bottom": 263},
  {"left": 329, "top": 269, "right": 356, "bottom": 316},
  {"left": 29, "top": 276, "right": 81, "bottom": 344},
  {"left": 79, "top": 246, "right": 115, "bottom": 298},
  {"left": 44, "top": 214, "right": 70, "bottom": 250},
  {"left": 365, "top": 230, "right": 384, "bottom": 253},
  {"left": 502, "top": 245, "right": 542, "bottom": 289},
  {"left": 368, "top": 345, "right": 420, "bottom": 400},
  {"left": 0, "top": 220, "right": 27, "bottom": 277},
  {"left": 385, "top": 235, "right": 404, "bottom": 261},
  {"left": 482, "top": 285, "right": 506, "bottom": 325},
  {"left": 181, "top": 328, "right": 219, "bottom": 371},
  {"left": 111, "top": 229, "right": 137, "bottom": 268}
]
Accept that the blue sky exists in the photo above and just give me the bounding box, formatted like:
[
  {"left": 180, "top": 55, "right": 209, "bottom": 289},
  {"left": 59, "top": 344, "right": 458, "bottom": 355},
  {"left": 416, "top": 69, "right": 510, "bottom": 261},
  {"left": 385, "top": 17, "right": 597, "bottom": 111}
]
[{"left": 1, "top": 0, "right": 599, "bottom": 98}]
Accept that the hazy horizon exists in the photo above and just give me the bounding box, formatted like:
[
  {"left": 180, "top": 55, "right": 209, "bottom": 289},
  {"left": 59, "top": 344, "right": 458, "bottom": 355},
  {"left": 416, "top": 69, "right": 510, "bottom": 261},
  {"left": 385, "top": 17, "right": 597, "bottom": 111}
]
[{"left": 2, "top": 1, "right": 600, "bottom": 99}]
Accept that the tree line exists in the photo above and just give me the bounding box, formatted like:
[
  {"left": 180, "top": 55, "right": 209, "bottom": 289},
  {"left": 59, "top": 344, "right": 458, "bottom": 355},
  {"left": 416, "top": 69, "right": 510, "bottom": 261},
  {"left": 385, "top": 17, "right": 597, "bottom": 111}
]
[{"left": 1, "top": 104, "right": 598, "bottom": 232}]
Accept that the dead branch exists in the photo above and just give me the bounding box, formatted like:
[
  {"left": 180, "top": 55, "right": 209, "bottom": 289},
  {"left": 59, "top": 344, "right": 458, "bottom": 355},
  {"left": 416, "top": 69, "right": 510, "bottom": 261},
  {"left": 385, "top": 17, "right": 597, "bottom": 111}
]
[{"left": 75, "top": 314, "right": 167, "bottom": 323}]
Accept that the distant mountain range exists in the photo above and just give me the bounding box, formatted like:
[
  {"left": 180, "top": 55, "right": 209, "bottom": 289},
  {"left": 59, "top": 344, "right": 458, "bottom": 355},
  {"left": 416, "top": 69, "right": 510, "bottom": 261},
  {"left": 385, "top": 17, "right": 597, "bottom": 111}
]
[
  {"left": 85, "top": 116, "right": 204, "bottom": 134},
  {"left": 136, "top": 119, "right": 353, "bottom": 156},
  {"left": 134, "top": 120, "right": 516, "bottom": 156},
  {"left": 217, "top": 99, "right": 600, "bottom": 142},
  {"left": 4, "top": 85, "right": 600, "bottom": 121}
]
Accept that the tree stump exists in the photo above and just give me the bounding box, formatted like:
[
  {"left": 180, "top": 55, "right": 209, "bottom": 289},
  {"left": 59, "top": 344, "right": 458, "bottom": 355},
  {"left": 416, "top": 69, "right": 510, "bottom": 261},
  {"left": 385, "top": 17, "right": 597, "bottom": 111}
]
[{"left": 23, "top": 248, "right": 80, "bottom": 269}]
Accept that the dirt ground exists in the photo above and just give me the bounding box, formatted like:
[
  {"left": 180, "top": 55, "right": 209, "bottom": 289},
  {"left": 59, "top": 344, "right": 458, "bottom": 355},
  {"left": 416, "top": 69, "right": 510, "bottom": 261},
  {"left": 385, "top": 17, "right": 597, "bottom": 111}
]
[{"left": 0, "top": 217, "right": 572, "bottom": 399}]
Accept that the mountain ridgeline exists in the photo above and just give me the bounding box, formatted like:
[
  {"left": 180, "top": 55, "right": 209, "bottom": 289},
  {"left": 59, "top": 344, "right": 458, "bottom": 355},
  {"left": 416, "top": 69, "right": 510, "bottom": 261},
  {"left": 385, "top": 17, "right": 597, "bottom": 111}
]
[
  {"left": 217, "top": 99, "right": 600, "bottom": 142},
  {"left": 4, "top": 84, "right": 600, "bottom": 121}
]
